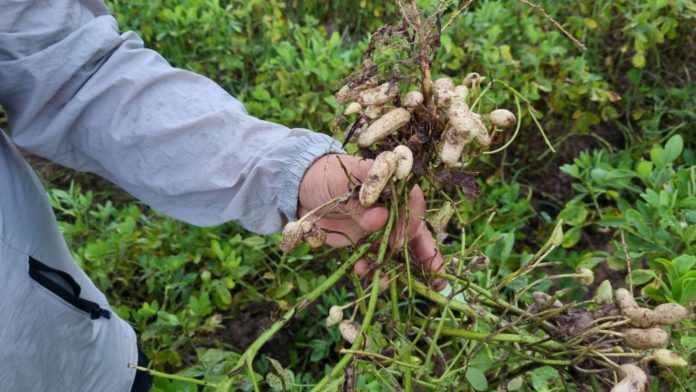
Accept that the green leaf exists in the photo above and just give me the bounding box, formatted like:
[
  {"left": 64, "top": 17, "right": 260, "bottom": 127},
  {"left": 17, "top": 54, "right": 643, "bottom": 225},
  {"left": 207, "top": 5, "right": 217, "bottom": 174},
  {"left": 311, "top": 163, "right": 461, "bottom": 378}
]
[
  {"left": 560, "top": 164, "right": 580, "bottom": 179},
  {"left": 215, "top": 378, "right": 235, "bottom": 392},
  {"left": 266, "top": 357, "right": 292, "bottom": 391},
  {"left": 672, "top": 254, "right": 696, "bottom": 277},
  {"left": 465, "top": 367, "right": 488, "bottom": 391},
  {"left": 630, "top": 269, "right": 657, "bottom": 285},
  {"left": 635, "top": 160, "right": 653, "bottom": 180},
  {"left": 558, "top": 202, "right": 588, "bottom": 226},
  {"left": 672, "top": 274, "right": 696, "bottom": 304},
  {"left": 632, "top": 52, "right": 646, "bottom": 68},
  {"left": 653, "top": 258, "right": 677, "bottom": 283},
  {"left": 664, "top": 134, "right": 683, "bottom": 163},
  {"left": 681, "top": 336, "right": 696, "bottom": 351},
  {"left": 530, "top": 366, "right": 559, "bottom": 392},
  {"left": 273, "top": 282, "right": 294, "bottom": 299},
  {"left": 266, "top": 373, "right": 284, "bottom": 391},
  {"left": 650, "top": 146, "right": 669, "bottom": 168},
  {"left": 642, "top": 286, "right": 668, "bottom": 303},
  {"left": 562, "top": 226, "right": 583, "bottom": 248},
  {"left": 598, "top": 212, "right": 625, "bottom": 228},
  {"left": 591, "top": 168, "right": 636, "bottom": 189},
  {"left": 212, "top": 281, "right": 232, "bottom": 310},
  {"left": 507, "top": 377, "right": 524, "bottom": 391},
  {"left": 571, "top": 111, "right": 600, "bottom": 134},
  {"left": 485, "top": 232, "right": 515, "bottom": 262},
  {"left": 157, "top": 311, "right": 181, "bottom": 327},
  {"left": 211, "top": 240, "right": 224, "bottom": 262}
]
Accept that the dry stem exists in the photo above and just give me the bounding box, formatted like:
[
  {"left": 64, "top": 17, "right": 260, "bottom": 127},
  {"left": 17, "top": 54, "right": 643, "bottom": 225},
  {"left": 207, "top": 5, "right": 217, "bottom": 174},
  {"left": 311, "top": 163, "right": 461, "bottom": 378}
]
[{"left": 515, "top": 0, "right": 587, "bottom": 51}]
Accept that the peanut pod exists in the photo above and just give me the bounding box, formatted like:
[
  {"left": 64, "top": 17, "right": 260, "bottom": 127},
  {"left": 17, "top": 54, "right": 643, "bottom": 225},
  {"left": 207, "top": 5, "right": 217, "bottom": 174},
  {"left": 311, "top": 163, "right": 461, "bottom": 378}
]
[
  {"left": 652, "top": 303, "right": 688, "bottom": 325},
  {"left": 304, "top": 229, "right": 326, "bottom": 249},
  {"left": 402, "top": 91, "right": 424, "bottom": 108},
  {"left": 339, "top": 320, "right": 361, "bottom": 344},
  {"left": 346, "top": 119, "right": 368, "bottom": 142},
  {"left": 300, "top": 220, "right": 326, "bottom": 249},
  {"left": 359, "top": 151, "right": 397, "bottom": 207},
  {"left": 650, "top": 349, "right": 688, "bottom": 367},
  {"left": 357, "top": 108, "right": 411, "bottom": 147},
  {"left": 594, "top": 280, "right": 614, "bottom": 305},
  {"left": 432, "top": 77, "right": 456, "bottom": 107},
  {"left": 624, "top": 307, "right": 657, "bottom": 328},
  {"left": 364, "top": 105, "right": 383, "bottom": 120},
  {"left": 432, "top": 77, "right": 455, "bottom": 93},
  {"left": 344, "top": 102, "right": 363, "bottom": 115},
  {"left": 463, "top": 72, "right": 485, "bottom": 88},
  {"left": 574, "top": 267, "right": 595, "bottom": 286},
  {"left": 392, "top": 145, "right": 413, "bottom": 180},
  {"left": 616, "top": 288, "right": 639, "bottom": 311},
  {"left": 428, "top": 201, "right": 454, "bottom": 234},
  {"left": 326, "top": 305, "right": 344, "bottom": 328},
  {"left": 489, "top": 109, "right": 517, "bottom": 128},
  {"left": 448, "top": 103, "right": 490, "bottom": 146},
  {"left": 623, "top": 327, "right": 668, "bottom": 349},
  {"left": 440, "top": 126, "right": 472, "bottom": 166},
  {"left": 335, "top": 77, "right": 378, "bottom": 104},
  {"left": 357, "top": 82, "right": 399, "bottom": 106},
  {"left": 610, "top": 364, "right": 647, "bottom": 392},
  {"left": 280, "top": 221, "right": 303, "bottom": 253}
]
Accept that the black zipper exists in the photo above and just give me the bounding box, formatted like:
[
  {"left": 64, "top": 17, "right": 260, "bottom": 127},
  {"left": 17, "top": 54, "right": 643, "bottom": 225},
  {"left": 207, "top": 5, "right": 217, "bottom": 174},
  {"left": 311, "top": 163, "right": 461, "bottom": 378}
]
[{"left": 28, "top": 256, "right": 111, "bottom": 320}]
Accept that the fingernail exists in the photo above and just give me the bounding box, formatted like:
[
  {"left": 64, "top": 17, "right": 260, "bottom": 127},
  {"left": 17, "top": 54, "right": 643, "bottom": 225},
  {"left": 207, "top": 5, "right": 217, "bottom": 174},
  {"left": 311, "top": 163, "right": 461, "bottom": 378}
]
[{"left": 432, "top": 278, "right": 447, "bottom": 292}]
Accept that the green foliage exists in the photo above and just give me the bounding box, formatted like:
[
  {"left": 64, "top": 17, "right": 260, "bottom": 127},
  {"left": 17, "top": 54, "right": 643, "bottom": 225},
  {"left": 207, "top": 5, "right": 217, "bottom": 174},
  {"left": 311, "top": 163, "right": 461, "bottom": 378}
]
[
  {"left": 106, "top": 0, "right": 372, "bottom": 130},
  {"left": 560, "top": 134, "right": 695, "bottom": 305},
  {"left": 25, "top": 0, "right": 695, "bottom": 390}
]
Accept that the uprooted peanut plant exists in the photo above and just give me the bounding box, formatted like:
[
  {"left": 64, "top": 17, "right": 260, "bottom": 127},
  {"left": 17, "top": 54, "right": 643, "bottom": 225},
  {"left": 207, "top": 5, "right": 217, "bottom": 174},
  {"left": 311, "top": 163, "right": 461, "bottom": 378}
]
[{"left": 131, "top": 2, "right": 694, "bottom": 391}]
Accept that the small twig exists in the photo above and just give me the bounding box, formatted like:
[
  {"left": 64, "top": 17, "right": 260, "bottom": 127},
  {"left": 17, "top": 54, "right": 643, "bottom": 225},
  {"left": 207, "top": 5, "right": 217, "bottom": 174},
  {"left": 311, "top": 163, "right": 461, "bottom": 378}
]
[
  {"left": 620, "top": 230, "right": 633, "bottom": 293},
  {"left": 441, "top": 0, "right": 476, "bottom": 32},
  {"left": 418, "top": 321, "right": 564, "bottom": 351},
  {"left": 339, "top": 349, "right": 422, "bottom": 368},
  {"left": 396, "top": 0, "right": 433, "bottom": 101},
  {"left": 335, "top": 155, "right": 357, "bottom": 188},
  {"left": 515, "top": 0, "right": 586, "bottom": 51}
]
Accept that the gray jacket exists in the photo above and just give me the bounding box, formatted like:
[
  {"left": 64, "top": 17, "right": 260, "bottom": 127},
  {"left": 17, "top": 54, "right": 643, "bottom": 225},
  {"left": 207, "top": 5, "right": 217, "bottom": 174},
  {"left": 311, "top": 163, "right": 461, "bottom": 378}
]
[{"left": 0, "top": 0, "right": 340, "bottom": 390}]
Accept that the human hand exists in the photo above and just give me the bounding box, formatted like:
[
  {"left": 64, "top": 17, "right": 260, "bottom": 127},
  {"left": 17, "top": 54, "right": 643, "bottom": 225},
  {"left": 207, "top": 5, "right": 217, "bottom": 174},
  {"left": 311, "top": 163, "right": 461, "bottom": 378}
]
[{"left": 298, "top": 153, "right": 446, "bottom": 291}]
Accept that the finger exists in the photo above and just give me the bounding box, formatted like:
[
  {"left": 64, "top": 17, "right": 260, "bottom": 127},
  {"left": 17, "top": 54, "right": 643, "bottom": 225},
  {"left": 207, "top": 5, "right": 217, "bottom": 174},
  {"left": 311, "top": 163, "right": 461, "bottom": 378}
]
[
  {"left": 317, "top": 217, "right": 367, "bottom": 248},
  {"left": 410, "top": 221, "right": 447, "bottom": 291},
  {"left": 354, "top": 258, "right": 371, "bottom": 277},
  {"left": 406, "top": 186, "right": 427, "bottom": 233},
  {"left": 379, "top": 274, "right": 391, "bottom": 292},
  {"left": 326, "top": 155, "right": 374, "bottom": 197},
  {"left": 357, "top": 205, "right": 389, "bottom": 233},
  {"left": 390, "top": 186, "right": 427, "bottom": 247},
  {"left": 353, "top": 258, "right": 390, "bottom": 292}
]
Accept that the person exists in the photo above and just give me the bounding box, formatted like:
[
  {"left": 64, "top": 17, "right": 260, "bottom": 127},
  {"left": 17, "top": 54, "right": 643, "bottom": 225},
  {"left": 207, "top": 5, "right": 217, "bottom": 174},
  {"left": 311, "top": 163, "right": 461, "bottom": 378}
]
[{"left": 0, "top": 1, "right": 445, "bottom": 390}]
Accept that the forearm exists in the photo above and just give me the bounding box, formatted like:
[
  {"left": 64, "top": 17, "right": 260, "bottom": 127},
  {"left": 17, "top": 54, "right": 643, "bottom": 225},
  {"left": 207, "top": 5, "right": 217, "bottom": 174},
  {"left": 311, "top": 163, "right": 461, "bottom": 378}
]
[{"left": 0, "top": 0, "right": 341, "bottom": 233}]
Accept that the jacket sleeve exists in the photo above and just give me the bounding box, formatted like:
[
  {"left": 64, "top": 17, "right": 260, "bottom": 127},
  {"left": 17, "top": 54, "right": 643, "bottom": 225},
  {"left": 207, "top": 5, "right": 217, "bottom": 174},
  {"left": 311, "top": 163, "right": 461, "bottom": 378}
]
[{"left": 0, "top": 0, "right": 342, "bottom": 234}]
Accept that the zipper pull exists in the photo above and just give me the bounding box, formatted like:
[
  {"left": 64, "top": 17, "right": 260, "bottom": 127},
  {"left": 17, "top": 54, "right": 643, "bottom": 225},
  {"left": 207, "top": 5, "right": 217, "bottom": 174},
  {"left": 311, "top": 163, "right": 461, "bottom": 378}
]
[{"left": 89, "top": 304, "right": 112, "bottom": 320}]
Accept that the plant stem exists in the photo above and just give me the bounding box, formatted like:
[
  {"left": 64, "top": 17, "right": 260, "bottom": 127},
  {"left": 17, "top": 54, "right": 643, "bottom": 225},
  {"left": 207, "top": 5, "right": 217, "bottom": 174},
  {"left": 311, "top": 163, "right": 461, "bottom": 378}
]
[
  {"left": 403, "top": 275, "right": 499, "bottom": 324},
  {"left": 247, "top": 360, "right": 260, "bottom": 392},
  {"left": 495, "top": 220, "right": 561, "bottom": 291},
  {"left": 422, "top": 300, "right": 450, "bottom": 374},
  {"left": 128, "top": 364, "right": 219, "bottom": 388},
  {"left": 428, "top": 323, "right": 564, "bottom": 351},
  {"left": 391, "top": 270, "right": 401, "bottom": 322},
  {"left": 310, "top": 203, "right": 397, "bottom": 391},
  {"left": 339, "top": 349, "right": 422, "bottom": 368}
]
